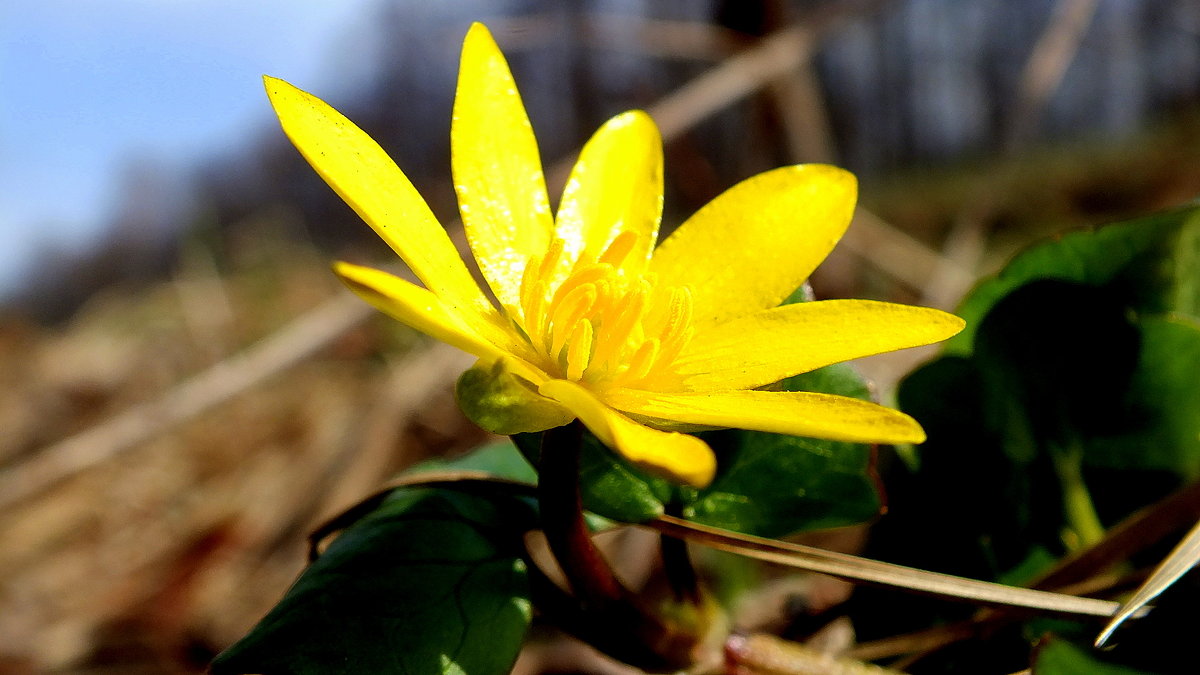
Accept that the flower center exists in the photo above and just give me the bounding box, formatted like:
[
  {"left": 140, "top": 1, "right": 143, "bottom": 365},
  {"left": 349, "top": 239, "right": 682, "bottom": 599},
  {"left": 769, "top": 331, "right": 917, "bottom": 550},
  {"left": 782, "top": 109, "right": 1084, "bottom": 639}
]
[{"left": 513, "top": 232, "right": 693, "bottom": 388}]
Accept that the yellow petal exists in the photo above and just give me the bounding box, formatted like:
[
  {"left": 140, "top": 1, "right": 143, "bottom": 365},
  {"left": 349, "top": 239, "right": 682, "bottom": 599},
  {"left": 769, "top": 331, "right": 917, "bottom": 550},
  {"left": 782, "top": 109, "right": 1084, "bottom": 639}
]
[
  {"left": 452, "top": 23, "right": 552, "bottom": 311},
  {"left": 607, "top": 389, "right": 926, "bottom": 445},
  {"left": 263, "top": 76, "right": 487, "bottom": 315},
  {"left": 334, "top": 261, "right": 546, "bottom": 385},
  {"left": 674, "top": 300, "right": 966, "bottom": 391},
  {"left": 555, "top": 111, "right": 663, "bottom": 276},
  {"left": 539, "top": 380, "right": 716, "bottom": 488},
  {"left": 649, "top": 164, "right": 857, "bottom": 325}
]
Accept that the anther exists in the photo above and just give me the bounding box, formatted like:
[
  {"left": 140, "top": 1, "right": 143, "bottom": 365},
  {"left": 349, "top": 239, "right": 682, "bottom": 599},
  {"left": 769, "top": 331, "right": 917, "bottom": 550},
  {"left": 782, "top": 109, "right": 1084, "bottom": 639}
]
[
  {"left": 623, "top": 338, "right": 660, "bottom": 382},
  {"left": 598, "top": 231, "right": 640, "bottom": 269},
  {"left": 563, "top": 320, "right": 594, "bottom": 381},
  {"left": 548, "top": 284, "right": 597, "bottom": 358}
]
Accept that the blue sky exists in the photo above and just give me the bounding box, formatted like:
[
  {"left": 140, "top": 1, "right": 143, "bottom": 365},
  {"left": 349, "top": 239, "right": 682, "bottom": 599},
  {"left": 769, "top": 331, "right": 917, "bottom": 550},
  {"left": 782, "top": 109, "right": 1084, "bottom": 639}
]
[{"left": 1, "top": 0, "right": 381, "bottom": 295}]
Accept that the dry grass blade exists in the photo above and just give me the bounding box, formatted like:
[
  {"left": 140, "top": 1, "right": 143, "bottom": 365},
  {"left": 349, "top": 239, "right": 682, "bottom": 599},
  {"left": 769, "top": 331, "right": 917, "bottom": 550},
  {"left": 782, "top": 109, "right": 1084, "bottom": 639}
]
[
  {"left": 1095, "top": 519, "right": 1200, "bottom": 647},
  {"left": 647, "top": 515, "right": 1137, "bottom": 620},
  {"left": 647, "top": 0, "right": 887, "bottom": 144},
  {"left": 0, "top": 294, "right": 373, "bottom": 511},
  {"left": 1004, "top": 0, "right": 1102, "bottom": 152},
  {"left": 310, "top": 472, "right": 1131, "bottom": 620},
  {"left": 848, "top": 480, "right": 1200, "bottom": 663}
]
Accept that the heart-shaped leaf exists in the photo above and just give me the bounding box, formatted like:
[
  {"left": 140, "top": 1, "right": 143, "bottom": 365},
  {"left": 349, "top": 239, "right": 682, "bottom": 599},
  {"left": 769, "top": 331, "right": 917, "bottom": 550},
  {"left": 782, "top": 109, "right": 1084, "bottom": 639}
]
[
  {"left": 212, "top": 488, "right": 535, "bottom": 675},
  {"left": 948, "top": 205, "right": 1200, "bottom": 354}
]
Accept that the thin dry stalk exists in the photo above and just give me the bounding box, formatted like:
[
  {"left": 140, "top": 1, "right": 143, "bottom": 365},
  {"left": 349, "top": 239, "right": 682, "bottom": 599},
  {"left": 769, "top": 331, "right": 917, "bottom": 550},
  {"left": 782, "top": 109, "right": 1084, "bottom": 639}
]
[
  {"left": 921, "top": 0, "right": 1101, "bottom": 310},
  {"left": 0, "top": 295, "right": 373, "bottom": 511}
]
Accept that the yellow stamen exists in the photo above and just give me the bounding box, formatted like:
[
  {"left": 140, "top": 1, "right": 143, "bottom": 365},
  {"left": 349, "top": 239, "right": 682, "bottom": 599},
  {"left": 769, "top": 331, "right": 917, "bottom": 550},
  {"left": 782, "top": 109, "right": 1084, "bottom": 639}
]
[
  {"left": 590, "top": 279, "right": 648, "bottom": 372},
  {"left": 512, "top": 234, "right": 694, "bottom": 387},
  {"left": 624, "top": 338, "right": 660, "bottom": 382},
  {"left": 548, "top": 283, "right": 597, "bottom": 357},
  {"left": 538, "top": 237, "right": 566, "bottom": 281},
  {"left": 653, "top": 286, "right": 694, "bottom": 368},
  {"left": 598, "top": 230, "right": 639, "bottom": 269},
  {"left": 564, "top": 320, "right": 594, "bottom": 381}
]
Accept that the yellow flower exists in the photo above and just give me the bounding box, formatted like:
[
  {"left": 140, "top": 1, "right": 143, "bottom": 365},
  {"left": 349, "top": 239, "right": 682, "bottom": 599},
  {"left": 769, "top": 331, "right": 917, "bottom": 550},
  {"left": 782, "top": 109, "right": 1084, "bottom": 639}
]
[{"left": 264, "top": 23, "right": 964, "bottom": 489}]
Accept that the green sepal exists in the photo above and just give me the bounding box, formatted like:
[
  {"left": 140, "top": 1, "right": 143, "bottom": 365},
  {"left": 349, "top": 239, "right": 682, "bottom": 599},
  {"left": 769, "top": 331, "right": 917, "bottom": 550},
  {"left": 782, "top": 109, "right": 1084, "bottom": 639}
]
[{"left": 456, "top": 359, "right": 573, "bottom": 435}]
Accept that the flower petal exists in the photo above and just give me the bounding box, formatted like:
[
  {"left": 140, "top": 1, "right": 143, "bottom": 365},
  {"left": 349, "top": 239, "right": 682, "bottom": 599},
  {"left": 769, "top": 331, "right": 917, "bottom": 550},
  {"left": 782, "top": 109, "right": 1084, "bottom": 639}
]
[
  {"left": 334, "top": 262, "right": 546, "bottom": 385},
  {"left": 539, "top": 380, "right": 715, "bottom": 488},
  {"left": 555, "top": 110, "right": 663, "bottom": 275},
  {"left": 674, "top": 300, "right": 966, "bottom": 391},
  {"left": 649, "top": 164, "right": 857, "bottom": 325},
  {"left": 264, "top": 76, "right": 487, "bottom": 314},
  {"left": 453, "top": 23, "right": 553, "bottom": 311},
  {"left": 607, "top": 388, "right": 926, "bottom": 445}
]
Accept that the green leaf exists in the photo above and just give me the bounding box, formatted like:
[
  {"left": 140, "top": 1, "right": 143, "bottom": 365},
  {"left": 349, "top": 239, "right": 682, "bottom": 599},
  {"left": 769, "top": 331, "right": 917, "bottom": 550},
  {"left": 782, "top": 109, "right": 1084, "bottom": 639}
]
[
  {"left": 948, "top": 204, "right": 1200, "bottom": 354},
  {"left": 1084, "top": 314, "right": 1200, "bottom": 476},
  {"left": 971, "top": 279, "right": 1142, "bottom": 453},
  {"left": 858, "top": 207, "right": 1200, "bottom": 650},
  {"left": 890, "top": 355, "right": 1061, "bottom": 582},
  {"left": 1033, "top": 639, "right": 1151, "bottom": 675},
  {"left": 686, "top": 363, "right": 882, "bottom": 537},
  {"left": 212, "top": 488, "right": 534, "bottom": 675},
  {"left": 966, "top": 281, "right": 1200, "bottom": 477}
]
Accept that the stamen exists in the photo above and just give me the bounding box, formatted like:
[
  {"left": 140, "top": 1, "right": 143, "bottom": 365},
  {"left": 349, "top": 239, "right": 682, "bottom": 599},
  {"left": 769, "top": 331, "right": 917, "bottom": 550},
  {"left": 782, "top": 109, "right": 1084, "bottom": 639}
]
[
  {"left": 513, "top": 234, "right": 694, "bottom": 386},
  {"left": 654, "top": 286, "right": 694, "bottom": 368},
  {"left": 598, "top": 231, "right": 640, "bottom": 269},
  {"left": 545, "top": 263, "right": 611, "bottom": 321},
  {"left": 548, "top": 284, "right": 597, "bottom": 357},
  {"left": 519, "top": 255, "right": 545, "bottom": 325},
  {"left": 564, "top": 320, "right": 594, "bottom": 381},
  {"left": 538, "top": 237, "right": 566, "bottom": 281},
  {"left": 623, "top": 338, "right": 660, "bottom": 382},
  {"left": 521, "top": 280, "right": 548, "bottom": 346},
  {"left": 590, "top": 280, "right": 648, "bottom": 371}
]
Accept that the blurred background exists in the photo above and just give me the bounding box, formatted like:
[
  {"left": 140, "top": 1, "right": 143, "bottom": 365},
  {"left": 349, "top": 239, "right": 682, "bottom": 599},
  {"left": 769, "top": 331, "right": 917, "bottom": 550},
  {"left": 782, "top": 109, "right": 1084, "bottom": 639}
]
[{"left": 2, "top": 0, "right": 1198, "bottom": 672}]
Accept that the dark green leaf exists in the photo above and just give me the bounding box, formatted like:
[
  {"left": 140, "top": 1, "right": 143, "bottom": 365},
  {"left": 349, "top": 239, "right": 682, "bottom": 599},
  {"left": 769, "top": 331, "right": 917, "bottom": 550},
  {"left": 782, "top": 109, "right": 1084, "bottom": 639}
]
[
  {"left": 948, "top": 204, "right": 1200, "bottom": 354},
  {"left": 1085, "top": 314, "right": 1200, "bottom": 476},
  {"left": 212, "top": 488, "right": 534, "bottom": 675},
  {"left": 971, "top": 279, "right": 1142, "bottom": 452},
  {"left": 889, "top": 355, "right": 1063, "bottom": 583},
  {"left": 966, "top": 281, "right": 1200, "bottom": 477}
]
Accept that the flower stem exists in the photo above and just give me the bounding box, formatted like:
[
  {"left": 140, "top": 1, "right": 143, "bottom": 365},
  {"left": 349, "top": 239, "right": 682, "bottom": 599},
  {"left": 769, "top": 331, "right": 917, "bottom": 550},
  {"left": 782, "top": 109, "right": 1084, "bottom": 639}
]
[
  {"left": 537, "top": 421, "right": 628, "bottom": 606},
  {"left": 536, "top": 421, "right": 703, "bottom": 669},
  {"left": 1050, "top": 439, "right": 1104, "bottom": 550},
  {"left": 662, "top": 501, "right": 702, "bottom": 605}
]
